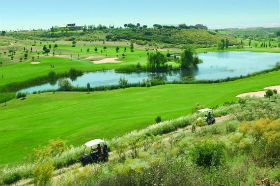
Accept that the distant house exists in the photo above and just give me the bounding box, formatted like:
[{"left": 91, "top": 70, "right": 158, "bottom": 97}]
[{"left": 59, "top": 23, "right": 84, "bottom": 31}]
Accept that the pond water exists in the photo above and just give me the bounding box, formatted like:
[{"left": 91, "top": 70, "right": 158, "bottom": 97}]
[{"left": 19, "top": 51, "right": 280, "bottom": 93}]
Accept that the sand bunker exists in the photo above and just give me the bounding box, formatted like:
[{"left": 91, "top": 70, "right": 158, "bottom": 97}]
[
  {"left": 30, "top": 62, "right": 40, "bottom": 64},
  {"left": 237, "top": 85, "right": 280, "bottom": 98},
  {"left": 92, "top": 57, "right": 121, "bottom": 64},
  {"left": 86, "top": 56, "right": 103, "bottom": 60}
]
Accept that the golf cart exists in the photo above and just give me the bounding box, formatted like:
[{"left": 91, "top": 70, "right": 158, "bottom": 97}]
[
  {"left": 80, "top": 139, "right": 109, "bottom": 166},
  {"left": 198, "top": 108, "right": 216, "bottom": 125}
]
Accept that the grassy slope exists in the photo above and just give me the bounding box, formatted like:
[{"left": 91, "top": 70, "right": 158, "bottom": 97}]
[
  {"left": 0, "top": 47, "right": 152, "bottom": 90},
  {"left": 1, "top": 69, "right": 280, "bottom": 164}
]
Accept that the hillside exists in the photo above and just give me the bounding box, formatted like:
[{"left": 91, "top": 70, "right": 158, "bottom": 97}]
[
  {"left": 2, "top": 96, "right": 280, "bottom": 186},
  {"left": 6, "top": 27, "right": 237, "bottom": 48},
  {"left": 218, "top": 27, "right": 280, "bottom": 39}
]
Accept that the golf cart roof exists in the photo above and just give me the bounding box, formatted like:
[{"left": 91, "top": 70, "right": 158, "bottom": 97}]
[
  {"left": 198, "top": 108, "right": 212, "bottom": 113},
  {"left": 85, "top": 139, "right": 105, "bottom": 147}
]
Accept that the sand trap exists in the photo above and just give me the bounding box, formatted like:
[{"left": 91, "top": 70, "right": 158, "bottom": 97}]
[
  {"left": 85, "top": 56, "right": 103, "bottom": 60},
  {"left": 92, "top": 57, "right": 121, "bottom": 64},
  {"left": 53, "top": 55, "right": 72, "bottom": 59},
  {"left": 31, "top": 61, "right": 40, "bottom": 64},
  {"left": 264, "top": 85, "right": 280, "bottom": 92},
  {"left": 237, "top": 85, "right": 280, "bottom": 98}
]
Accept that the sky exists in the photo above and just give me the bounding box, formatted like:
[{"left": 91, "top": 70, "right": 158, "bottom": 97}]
[{"left": 0, "top": 0, "right": 279, "bottom": 30}]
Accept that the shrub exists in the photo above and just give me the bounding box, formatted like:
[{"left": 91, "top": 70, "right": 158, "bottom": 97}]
[
  {"left": 48, "top": 71, "right": 57, "bottom": 84},
  {"left": 155, "top": 116, "right": 162, "bottom": 123},
  {"left": 33, "top": 160, "right": 54, "bottom": 186},
  {"left": 225, "top": 121, "right": 238, "bottom": 134},
  {"left": 240, "top": 118, "right": 280, "bottom": 166},
  {"left": 265, "top": 89, "right": 274, "bottom": 99},
  {"left": 69, "top": 68, "right": 82, "bottom": 81},
  {"left": 34, "top": 139, "right": 67, "bottom": 160},
  {"left": 190, "top": 140, "right": 225, "bottom": 167},
  {"left": 119, "top": 77, "right": 128, "bottom": 88},
  {"left": 16, "top": 92, "right": 27, "bottom": 99},
  {"left": 58, "top": 79, "right": 72, "bottom": 91}
]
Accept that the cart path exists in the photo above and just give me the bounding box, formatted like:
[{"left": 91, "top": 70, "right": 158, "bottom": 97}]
[{"left": 14, "top": 114, "right": 231, "bottom": 186}]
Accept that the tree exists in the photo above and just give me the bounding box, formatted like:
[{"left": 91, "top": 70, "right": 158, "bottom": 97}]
[
  {"left": 1, "top": 31, "right": 6, "bottom": 36},
  {"left": 33, "top": 160, "right": 54, "bottom": 186},
  {"left": 155, "top": 116, "right": 162, "bottom": 123},
  {"left": 119, "top": 77, "right": 128, "bottom": 88},
  {"left": 130, "top": 42, "right": 134, "bottom": 52},
  {"left": 153, "top": 24, "right": 162, "bottom": 29},
  {"left": 265, "top": 89, "right": 274, "bottom": 100},
  {"left": 23, "top": 53, "right": 28, "bottom": 60},
  {"left": 181, "top": 48, "right": 199, "bottom": 69},
  {"left": 87, "top": 83, "right": 91, "bottom": 93},
  {"left": 58, "top": 79, "right": 72, "bottom": 91},
  {"left": 116, "top": 46, "right": 120, "bottom": 53},
  {"left": 217, "top": 39, "right": 225, "bottom": 50},
  {"left": 42, "top": 45, "right": 50, "bottom": 55},
  {"left": 147, "top": 51, "right": 167, "bottom": 71},
  {"left": 72, "top": 40, "right": 76, "bottom": 47},
  {"left": 225, "top": 39, "right": 229, "bottom": 48}
]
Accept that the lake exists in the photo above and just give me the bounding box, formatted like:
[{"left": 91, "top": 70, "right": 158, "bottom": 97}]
[{"left": 19, "top": 51, "right": 280, "bottom": 93}]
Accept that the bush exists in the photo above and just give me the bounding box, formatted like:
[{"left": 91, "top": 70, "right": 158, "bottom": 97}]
[
  {"left": 119, "top": 77, "right": 128, "bottom": 88},
  {"left": 155, "top": 116, "right": 162, "bottom": 123},
  {"left": 16, "top": 92, "right": 27, "bottom": 99},
  {"left": 48, "top": 71, "right": 57, "bottom": 84},
  {"left": 190, "top": 140, "right": 225, "bottom": 167},
  {"left": 240, "top": 118, "right": 280, "bottom": 166},
  {"left": 34, "top": 139, "right": 67, "bottom": 160},
  {"left": 225, "top": 121, "right": 238, "bottom": 134},
  {"left": 69, "top": 68, "right": 82, "bottom": 81},
  {"left": 58, "top": 79, "right": 72, "bottom": 91},
  {"left": 33, "top": 160, "right": 54, "bottom": 186},
  {"left": 265, "top": 89, "right": 274, "bottom": 99}
]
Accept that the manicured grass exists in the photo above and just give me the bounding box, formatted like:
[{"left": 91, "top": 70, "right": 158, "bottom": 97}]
[
  {"left": 0, "top": 46, "right": 166, "bottom": 91},
  {"left": 1, "top": 69, "right": 280, "bottom": 165}
]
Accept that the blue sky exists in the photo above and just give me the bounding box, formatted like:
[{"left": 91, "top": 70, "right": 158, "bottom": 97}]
[{"left": 0, "top": 0, "right": 279, "bottom": 30}]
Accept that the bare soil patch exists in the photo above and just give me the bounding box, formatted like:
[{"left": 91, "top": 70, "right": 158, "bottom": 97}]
[
  {"left": 30, "top": 61, "right": 40, "bottom": 64},
  {"left": 53, "top": 55, "right": 72, "bottom": 59},
  {"left": 92, "top": 57, "right": 121, "bottom": 64},
  {"left": 236, "top": 91, "right": 265, "bottom": 98},
  {"left": 216, "top": 115, "right": 232, "bottom": 123},
  {"left": 85, "top": 56, "right": 103, "bottom": 60}
]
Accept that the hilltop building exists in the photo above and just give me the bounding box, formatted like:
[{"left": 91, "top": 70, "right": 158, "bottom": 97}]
[{"left": 59, "top": 23, "right": 84, "bottom": 31}]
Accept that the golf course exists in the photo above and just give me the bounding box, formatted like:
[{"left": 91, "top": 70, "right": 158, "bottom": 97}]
[
  {"left": 3, "top": 0, "right": 280, "bottom": 185},
  {"left": 1, "top": 40, "right": 280, "bottom": 164}
]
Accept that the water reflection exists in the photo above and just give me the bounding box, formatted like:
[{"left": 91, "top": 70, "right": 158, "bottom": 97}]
[{"left": 18, "top": 52, "right": 280, "bottom": 93}]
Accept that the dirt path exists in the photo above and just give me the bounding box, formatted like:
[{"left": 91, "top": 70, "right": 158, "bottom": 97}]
[
  {"left": 162, "top": 115, "right": 231, "bottom": 143},
  {"left": 14, "top": 115, "right": 231, "bottom": 186}
]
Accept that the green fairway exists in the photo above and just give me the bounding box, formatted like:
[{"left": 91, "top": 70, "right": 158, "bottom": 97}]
[
  {"left": 1, "top": 69, "right": 280, "bottom": 165},
  {"left": 0, "top": 47, "right": 152, "bottom": 90}
]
